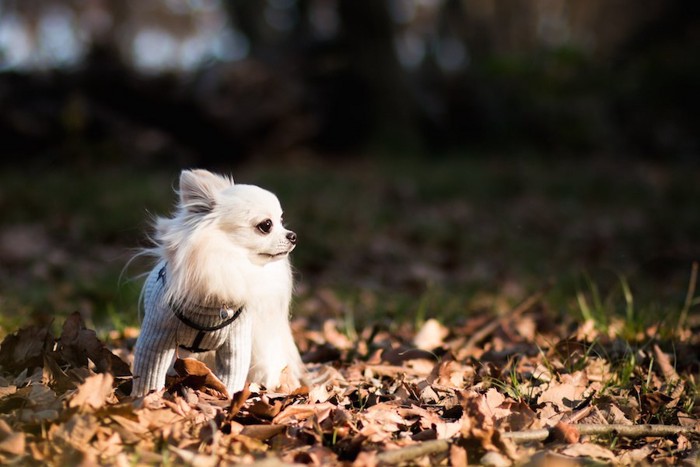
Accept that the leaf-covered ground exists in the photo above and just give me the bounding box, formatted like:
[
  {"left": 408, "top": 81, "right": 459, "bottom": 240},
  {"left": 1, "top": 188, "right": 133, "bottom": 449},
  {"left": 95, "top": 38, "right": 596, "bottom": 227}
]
[
  {"left": 0, "top": 293, "right": 698, "bottom": 465},
  {"left": 1, "top": 157, "right": 699, "bottom": 464}
]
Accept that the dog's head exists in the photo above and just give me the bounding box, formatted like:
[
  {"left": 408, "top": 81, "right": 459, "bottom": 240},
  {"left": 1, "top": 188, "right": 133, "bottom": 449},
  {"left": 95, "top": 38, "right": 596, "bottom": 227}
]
[{"left": 171, "top": 169, "right": 296, "bottom": 266}]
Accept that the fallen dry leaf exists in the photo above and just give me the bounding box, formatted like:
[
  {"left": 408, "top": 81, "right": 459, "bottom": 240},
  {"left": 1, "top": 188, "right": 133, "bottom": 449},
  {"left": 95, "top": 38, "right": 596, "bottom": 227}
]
[
  {"left": 653, "top": 344, "right": 679, "bottom": 383},
  {"left": 0, "top": 303, "right": 697, "bottom": 466},
  {"left": 549, "top": 422, "right": 580, "bottom": 444},
  {"left": 58, "top": 312, "right": 131, "bottom": 378},
  {"left": 172, "top": 357, "right": 229, "bottom": 398},
  {"left": 229, "top": 382, "right": 251, "bottom": 417},
  {"left": 538, "top": 379, "right": 587, "bottom": 411},
  {"left": 413, "top": 318, "right": 449, "bottom": 350},
  {"left": 249, "top": 396, "right": 284, "bottom": 419},
  {"left": 560, "top": 442, "right": 616, "bottom": 462},
  {"left": 0, "top": 419, "right": 25, "bottom": 456},
  {"left": 272, "top": 402, "right": 335, "bottom": 425},
  {"left": 67, "top": 373, "right": 114, "bottom": 411},
  {"left": 169, "top": 446, "right": 218, "bottom": 467},
  {"left": 450, "top": 443, "right": 468, "bottom": 467},
  {"left": 0, "top": 325, "right": 53, "bottom": 374},
  {"left": 240, "top": 424, "right": 286, "bottom": 440}
]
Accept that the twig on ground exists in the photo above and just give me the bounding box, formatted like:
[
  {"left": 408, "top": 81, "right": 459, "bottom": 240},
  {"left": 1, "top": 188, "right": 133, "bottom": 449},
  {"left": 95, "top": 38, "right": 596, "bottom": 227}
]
[
  {"left": 375, "top": 424, "right": 700, "bottom": 464},
  {"left": 503, "top": 424, "right": 700, "bottom": 444},
  {"left": 377, "top": 439, "right": 450, "bottom": 465}
]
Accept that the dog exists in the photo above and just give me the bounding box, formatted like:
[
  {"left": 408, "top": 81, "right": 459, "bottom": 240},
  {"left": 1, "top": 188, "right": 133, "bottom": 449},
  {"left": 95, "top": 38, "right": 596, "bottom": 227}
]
[{"left": 131, "top": 169, "right": 304, "bottom": 397}]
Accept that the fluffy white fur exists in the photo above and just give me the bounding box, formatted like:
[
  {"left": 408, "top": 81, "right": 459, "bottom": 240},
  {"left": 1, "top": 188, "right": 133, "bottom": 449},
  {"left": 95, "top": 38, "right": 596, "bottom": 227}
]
[{"left": 131, "top": 169, "right": 304, "bottom": 396}]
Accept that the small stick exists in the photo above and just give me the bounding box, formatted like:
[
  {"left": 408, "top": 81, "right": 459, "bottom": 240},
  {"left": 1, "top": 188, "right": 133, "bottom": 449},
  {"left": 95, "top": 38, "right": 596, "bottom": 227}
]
[
  {"left": 375, "top": 424, "right": 700, "bottom": 464},
  {"left": 502, "top": 424, "right": 700, "bottom": 443},
  {"left": 377, "top": 439, "right": 450, "bottom": 465}
]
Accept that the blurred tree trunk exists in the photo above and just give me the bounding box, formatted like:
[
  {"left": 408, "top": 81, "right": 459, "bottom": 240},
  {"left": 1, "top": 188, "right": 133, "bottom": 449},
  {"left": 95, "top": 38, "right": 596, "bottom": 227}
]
[
  {"left": 337, "top": 0, "right": 418, "bottom": 150},
  {"left": 221, "top": 0, "right": 312, "bottom": 61},
  {"left": 221, "top": 0, "right": 266, "bottom": 55}
]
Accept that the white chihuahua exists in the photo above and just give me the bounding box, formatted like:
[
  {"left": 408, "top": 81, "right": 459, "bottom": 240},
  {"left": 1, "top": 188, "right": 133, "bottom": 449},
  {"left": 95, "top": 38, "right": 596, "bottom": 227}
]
[{"left": 131, "top": 169, "right": 304, "bottom": 397}]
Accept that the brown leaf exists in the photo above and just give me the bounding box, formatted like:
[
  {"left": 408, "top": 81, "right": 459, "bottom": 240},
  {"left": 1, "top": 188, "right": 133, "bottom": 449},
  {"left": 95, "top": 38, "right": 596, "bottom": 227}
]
[
  {"left": 229, "top": 382, "right": 251, "bottom": 418},
  {"left": 430, "top": 360, "right": 474, "bottom": 388},
  {"left": 42, "top": 353, "right": 78, "bottom": 395},
  {"left": 362, "top": 363, "right": 430, "bottom": 378},
  {"left": 653, "top": 344, "right": 679, "bottom": 383},
  {"left": 416, "top": 380, "right": 440, "bottom": 404},
  {"left": 618, "top": 445, "right": 654, "bottom": 465},
  {"left": 413, "top": 319, "right": 449, "bottom": 350},
  {"left": 58, "top": 312, "right": 131, "bottom": 377},
  {"left": 172, "top": 357, "right": 229, "bottom": 398},
  {"left": 51, "top": 414, "right": 99, "bottom": 449},
  {"left": 560, "top": 443, "right": 616, "bottom": 462},
  {"left": 276, "top": 365, "right": 302, "bottom": 393},
  {"left": 359, "top": 402, "right": 409, "bottom": 441},
  {"left": 449, "top": 443, "right": 468, "bottom": 467},
  {"left": 139, "top": 406, "right": 183, "bottom": 429},
  {"left": 641, "top": 391, "right": 673, "bottom": 415},
  {"left": 249, "top": 396, "right": 283, "bottom": 419},
  {"left": 0, "top": 419, "right": 25, "bottom": 456},
  {"left": 68, "top": 373, "right": 114, "bottom": 410},
  {"left": 0, "top": 385, "right": 17, "bottom": 399},
  {"left": 273, "top": 402, "right": 335, "bottom": 425},
  {"left": 479, "top": 388, "right": 511, "bottom": 420},
  {"left": 549, "top": 422, "right": 580, "bottom": 444},
  {"left": 292, "top": 444, "right": 339, "bottom": 465},
  {"left": 169, "top": 446, "right": 218, "bottom": 467},
  {"left": 92, "top": 430, "right": 123, "bottom": 459},
  {"left": 458, "top": 391, "right": 517, "bottom": 458},
  {"left": 497, "top": 401, "right": 537, "bottom": 431},
  {"left": 0, "top": 325, "right": 53, "bottom": 374},
  {"left": 323, "top": 320, "right": 354, "bottom": 350},
  {"left": 479, "top": 451, "right": 512, "bottom": 467},
  {"left": 595, "top": 399, "right": 634, "bottom": 425},
  {"left": 538, "top": 377, "right": 588, "bottom": 411},
  {"left": 5, "top": 382, "right": 61, "bottom": 417},
  {"left": 352, "top": 450, "right": 378, "bottom": 467},
  {"left": 240, "top": 424, "right": 286, "bottom": 440},
  {"left": 109, "top": 415, "right": 149, "bottom": 444}
]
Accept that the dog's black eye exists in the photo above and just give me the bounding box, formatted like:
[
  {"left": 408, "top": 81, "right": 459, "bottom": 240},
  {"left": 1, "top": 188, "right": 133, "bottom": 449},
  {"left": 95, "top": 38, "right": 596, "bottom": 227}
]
[{"left": 257, "top": 219, "right": 273, "bottom": 234}]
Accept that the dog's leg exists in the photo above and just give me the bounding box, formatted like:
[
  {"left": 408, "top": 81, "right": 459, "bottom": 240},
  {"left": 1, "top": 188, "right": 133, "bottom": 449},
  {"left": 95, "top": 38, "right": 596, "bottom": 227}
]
[
  {"left": 132, "top": 262, "right": 179, "bottom": 396},
  {"left": 131, "top": 341, "right": 175, "bottom": 397},
  {"left": 249, "top": 308, "right": 304, "bottom": 389},
  {"left": 132, "top": 296, "right": 177, "bottom": 395},
  {"left": 216, "top": 309, "right": 253, "bottom": 395}
]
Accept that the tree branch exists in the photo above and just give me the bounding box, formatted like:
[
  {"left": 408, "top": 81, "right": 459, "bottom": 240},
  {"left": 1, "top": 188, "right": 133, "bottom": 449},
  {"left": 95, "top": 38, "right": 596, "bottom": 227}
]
[
  {"left": 375, "top": 424, "right": 700, "bottom": 464},
  {"left": 503, "top": 424, "right": 699, "bottom": 443}
]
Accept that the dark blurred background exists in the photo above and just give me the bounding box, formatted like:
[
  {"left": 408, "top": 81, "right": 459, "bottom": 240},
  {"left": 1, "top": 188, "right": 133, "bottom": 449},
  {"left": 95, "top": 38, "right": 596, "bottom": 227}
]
[
  {"left": 1, "top": 0, "right": 699, "bottom": 164},
  {"left": 0, "top": 0, "right": 699, "bottom": 329}
]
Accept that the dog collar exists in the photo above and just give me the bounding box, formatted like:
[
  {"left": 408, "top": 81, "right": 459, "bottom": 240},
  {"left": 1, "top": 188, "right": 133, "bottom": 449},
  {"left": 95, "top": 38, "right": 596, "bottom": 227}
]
[{"left": 157, "top": 265, "right": 244, "bottom": 332}]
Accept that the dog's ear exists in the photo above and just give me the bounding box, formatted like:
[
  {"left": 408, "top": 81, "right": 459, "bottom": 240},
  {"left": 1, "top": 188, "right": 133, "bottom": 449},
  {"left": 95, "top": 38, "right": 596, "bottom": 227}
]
[{"left": 179, "top": 169, "right": 233, "bottom": 214}]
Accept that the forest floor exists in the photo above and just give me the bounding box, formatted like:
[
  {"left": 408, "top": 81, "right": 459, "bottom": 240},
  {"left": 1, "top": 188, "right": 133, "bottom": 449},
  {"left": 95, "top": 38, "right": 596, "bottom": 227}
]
[{"left": 0, "top": 155, "right": 699, "bottom": 465}]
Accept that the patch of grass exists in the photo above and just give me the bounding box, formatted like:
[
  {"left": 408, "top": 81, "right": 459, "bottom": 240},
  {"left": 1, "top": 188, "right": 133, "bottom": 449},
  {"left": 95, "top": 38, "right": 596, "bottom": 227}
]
[{"left": 1, "top": 155, "right": 698, "bottom": 333}]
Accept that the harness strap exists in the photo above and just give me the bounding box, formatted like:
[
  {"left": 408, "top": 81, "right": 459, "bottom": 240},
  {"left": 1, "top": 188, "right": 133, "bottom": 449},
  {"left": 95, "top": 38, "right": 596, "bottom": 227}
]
[
  {"left": 179, "top": 331, "right": 207, "bottom": 353},
  {"left": 157, "top": 264, "right": 243, "bottom": 335},
  {"left": 172, "top": 305, "right": 243, "bottom": 332}
]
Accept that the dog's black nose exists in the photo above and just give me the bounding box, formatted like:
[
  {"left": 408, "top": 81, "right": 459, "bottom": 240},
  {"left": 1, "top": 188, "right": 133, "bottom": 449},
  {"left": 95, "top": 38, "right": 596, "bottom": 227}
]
[{"left": 286, "top": 231, "right": 297, "bottom": 245}]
